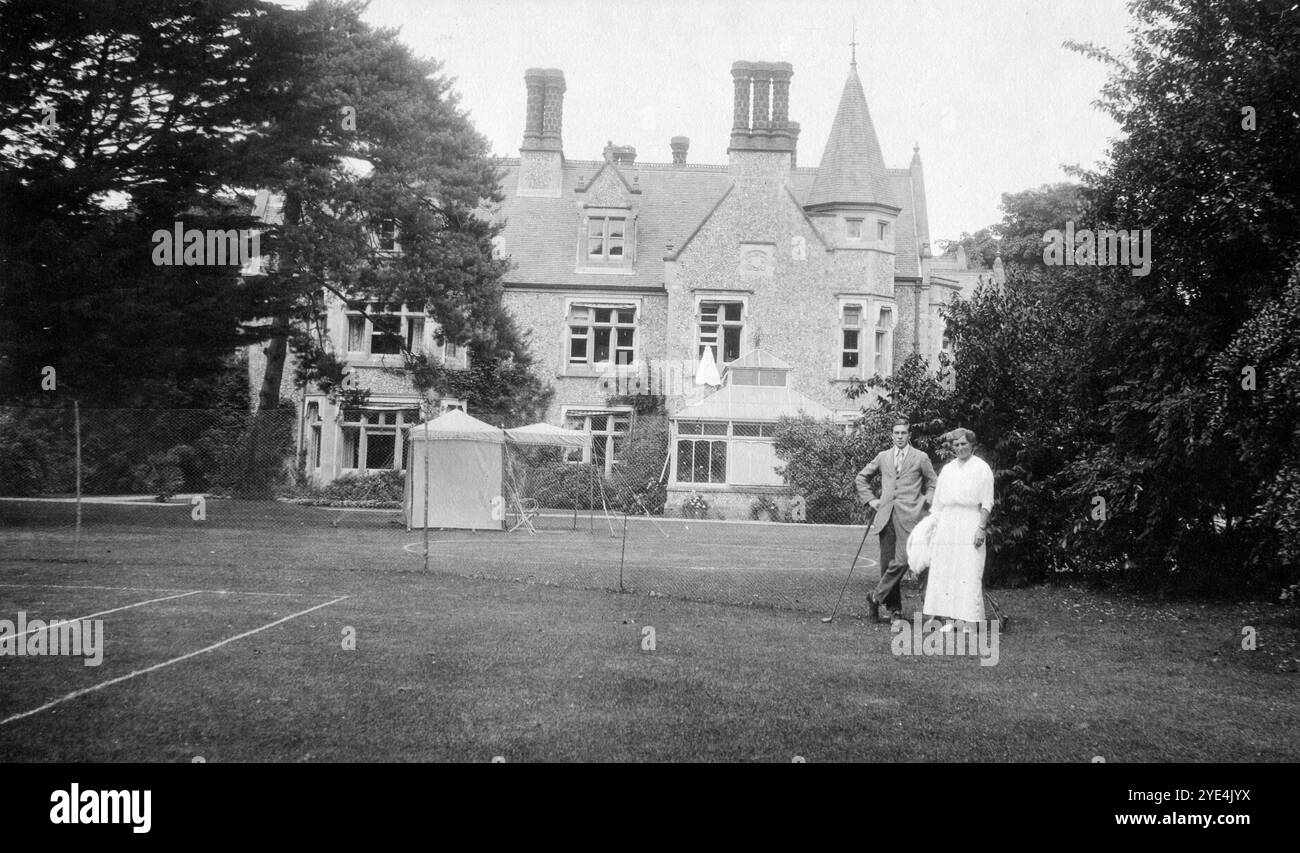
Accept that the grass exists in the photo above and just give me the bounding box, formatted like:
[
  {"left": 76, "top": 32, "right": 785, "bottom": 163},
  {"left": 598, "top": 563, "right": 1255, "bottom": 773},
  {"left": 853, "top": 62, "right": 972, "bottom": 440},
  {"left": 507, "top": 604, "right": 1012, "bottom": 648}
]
[{"left": 0, "top": 498, "right": 1296, "bottom": 761}]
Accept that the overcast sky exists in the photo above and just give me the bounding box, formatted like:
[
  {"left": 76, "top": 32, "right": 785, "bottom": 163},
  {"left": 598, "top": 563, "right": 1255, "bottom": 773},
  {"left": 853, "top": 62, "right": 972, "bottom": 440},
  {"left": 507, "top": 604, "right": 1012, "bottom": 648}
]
[{"left": 346, "top": 0, "right": 1135, "bottom": 241}]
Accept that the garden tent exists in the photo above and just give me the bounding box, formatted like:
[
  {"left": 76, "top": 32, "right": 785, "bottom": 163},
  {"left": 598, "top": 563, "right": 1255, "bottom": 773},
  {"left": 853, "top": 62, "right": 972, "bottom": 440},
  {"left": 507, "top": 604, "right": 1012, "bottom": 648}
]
[
  {"left": 404, "top": 413, "right": 594, "bottom": 530},
  {"left": 405, "top": 409, "right": 506, "bottom": 531}
]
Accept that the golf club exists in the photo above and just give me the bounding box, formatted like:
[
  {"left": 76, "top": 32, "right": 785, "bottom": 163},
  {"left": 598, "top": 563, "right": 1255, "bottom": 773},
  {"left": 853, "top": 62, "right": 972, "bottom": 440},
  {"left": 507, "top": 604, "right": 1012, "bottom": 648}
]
[
  {"left": 821, "top": 508, "right": 875, "bottom": 623},
  {"left": 984, "top": 589, "right": 1010, "bottom": 632}
]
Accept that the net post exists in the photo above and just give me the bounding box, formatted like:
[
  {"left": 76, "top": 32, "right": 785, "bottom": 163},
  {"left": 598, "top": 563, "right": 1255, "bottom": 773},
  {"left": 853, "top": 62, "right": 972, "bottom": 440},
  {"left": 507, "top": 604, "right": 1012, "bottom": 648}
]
[
  {"left": 619, "top": 511, "right": 629, "bottom": 593},
  {"left": 422, "top": 422, "right": 430, "bottom": 572},
  {"left": 73, "top": 399, "right": 82, "bottom": 559}
]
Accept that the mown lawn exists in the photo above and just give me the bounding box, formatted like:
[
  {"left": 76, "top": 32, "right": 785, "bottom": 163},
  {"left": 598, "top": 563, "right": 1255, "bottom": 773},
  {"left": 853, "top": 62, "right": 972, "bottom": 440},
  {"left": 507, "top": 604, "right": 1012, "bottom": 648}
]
[{"left": 0, "top": 499, "right": 1296, "bottom": 761}]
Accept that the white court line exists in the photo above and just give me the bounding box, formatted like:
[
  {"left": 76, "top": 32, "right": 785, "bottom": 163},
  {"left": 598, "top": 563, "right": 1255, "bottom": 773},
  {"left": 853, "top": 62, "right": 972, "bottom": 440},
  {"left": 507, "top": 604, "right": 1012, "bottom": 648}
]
[
  {"left": 400, "top": 540, "right": 878, "bottom": 573},
  {"left": 5, "top": 590, "right": 202, "bottom": 640},
  {"left": 402, "top": 540, "right": 868, "bottom": 558},
  {"left": 0, "top": 595, "right": 350, "bottom": 728},
  {"left": 0, "top": 583, "right": 328, "bottom": 598}
]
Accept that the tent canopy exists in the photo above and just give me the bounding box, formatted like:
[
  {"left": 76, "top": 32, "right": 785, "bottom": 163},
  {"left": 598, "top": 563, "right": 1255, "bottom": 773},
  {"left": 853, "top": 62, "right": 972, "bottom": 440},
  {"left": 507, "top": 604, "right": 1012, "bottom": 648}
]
[
  {"left": 505, "top": 422, "right": 592, "bottom": 450},
  {"left": 409, "top": 409, "right": 504, "bottom": 443},
  {"left": 408, "top": 411, "right": 593, "bottom": 450}
]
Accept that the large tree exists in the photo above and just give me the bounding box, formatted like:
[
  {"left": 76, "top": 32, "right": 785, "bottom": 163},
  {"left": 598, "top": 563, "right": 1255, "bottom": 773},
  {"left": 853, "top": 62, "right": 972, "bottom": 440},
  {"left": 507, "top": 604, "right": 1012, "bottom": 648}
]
[
  {"left": 236, "top": 0, "right": 542, "bottom": 418},
  {"left": 944, "top": 182, "right": 1084, "bottom": 270},
  {"left": 1065, "top": 0, "right": 1300, "bottom": 587},
  {"left": 939, "top": 0, "right": 1300, "bottom": 591},
  {"left": 0, "top": 0, "right": 295, "bottom": 406}
]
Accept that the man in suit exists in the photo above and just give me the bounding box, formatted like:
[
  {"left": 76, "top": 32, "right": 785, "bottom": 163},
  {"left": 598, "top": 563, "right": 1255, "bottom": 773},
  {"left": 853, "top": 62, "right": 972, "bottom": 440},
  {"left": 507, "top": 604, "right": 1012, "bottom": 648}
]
[{"left": 854, "top": 417, "right": 937, "bottom": 622}]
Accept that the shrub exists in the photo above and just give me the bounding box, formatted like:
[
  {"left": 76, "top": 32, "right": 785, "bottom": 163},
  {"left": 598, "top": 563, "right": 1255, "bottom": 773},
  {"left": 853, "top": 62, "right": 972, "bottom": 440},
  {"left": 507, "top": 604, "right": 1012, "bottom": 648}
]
[
  {"left": 771, "top": 416, "right": 873, "bottom": 525},
  {"left": 319, "top": 470, "right": 405, "bottom": 505},
  {"left": 609, "top": 415, "right": 669, "bottom": 515},
  {"left": 131, "top": 449, "right": 187, "bottom": 501},
  {"left": 682, "top": 492, "right": 710, "bottom": 519},
  {"left": 749, "top": 496, "right": 781, "bottom": 521}
]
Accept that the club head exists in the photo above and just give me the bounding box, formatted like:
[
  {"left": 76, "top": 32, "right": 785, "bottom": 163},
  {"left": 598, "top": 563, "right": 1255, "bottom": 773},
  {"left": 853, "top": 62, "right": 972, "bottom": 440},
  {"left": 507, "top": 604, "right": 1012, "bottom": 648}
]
[{"left": 820, "top": 616, "right": 834, "bottom": 623}]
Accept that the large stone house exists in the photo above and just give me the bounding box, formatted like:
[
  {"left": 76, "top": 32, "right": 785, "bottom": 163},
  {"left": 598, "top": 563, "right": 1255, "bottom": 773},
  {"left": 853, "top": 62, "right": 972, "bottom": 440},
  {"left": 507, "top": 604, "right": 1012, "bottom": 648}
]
[
  {"left": 250, "top": 58, "right": 994, "bottom": 516},
  {"left": 491, "top": 60, "right": 990, "bottom": 515}
]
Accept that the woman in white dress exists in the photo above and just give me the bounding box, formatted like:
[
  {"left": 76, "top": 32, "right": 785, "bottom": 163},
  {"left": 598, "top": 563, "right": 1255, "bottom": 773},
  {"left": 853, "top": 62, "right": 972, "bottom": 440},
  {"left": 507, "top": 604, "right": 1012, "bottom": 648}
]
[{"left": 923, "top": 428, "right": 995, "bottom": 631}]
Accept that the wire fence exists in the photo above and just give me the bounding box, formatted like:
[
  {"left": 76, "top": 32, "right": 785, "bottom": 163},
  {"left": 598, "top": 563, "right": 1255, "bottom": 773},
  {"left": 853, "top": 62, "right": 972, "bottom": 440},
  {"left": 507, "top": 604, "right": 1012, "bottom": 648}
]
[{"left": 0, "top": 405, "right": 895, "bottom": 617}]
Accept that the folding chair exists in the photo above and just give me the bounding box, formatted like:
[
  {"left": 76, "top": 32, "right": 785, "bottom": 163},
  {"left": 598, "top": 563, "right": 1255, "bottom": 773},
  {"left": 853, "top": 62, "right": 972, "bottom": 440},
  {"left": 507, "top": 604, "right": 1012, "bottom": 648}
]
[{"left": 509, "top": 496, "right": 540, "bottom": 534}]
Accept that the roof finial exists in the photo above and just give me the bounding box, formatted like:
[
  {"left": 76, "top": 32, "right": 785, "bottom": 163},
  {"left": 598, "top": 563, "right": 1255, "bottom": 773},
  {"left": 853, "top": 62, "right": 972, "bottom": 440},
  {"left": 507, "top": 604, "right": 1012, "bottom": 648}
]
[{"left": 850, "top": 17, "right": 858, "bottom": 67}]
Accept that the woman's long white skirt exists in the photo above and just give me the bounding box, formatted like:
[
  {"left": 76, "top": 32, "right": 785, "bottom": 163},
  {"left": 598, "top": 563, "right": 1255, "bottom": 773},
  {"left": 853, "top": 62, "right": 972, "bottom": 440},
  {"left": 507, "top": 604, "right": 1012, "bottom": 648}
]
[{"left": 922, "top": 504, "right": 986, "bottom": 622}]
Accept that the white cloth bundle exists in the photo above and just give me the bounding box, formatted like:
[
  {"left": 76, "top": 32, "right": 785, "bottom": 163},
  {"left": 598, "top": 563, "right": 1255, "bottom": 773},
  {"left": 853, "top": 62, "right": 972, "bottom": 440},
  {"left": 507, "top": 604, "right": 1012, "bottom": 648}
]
[{"left": 907, "top": 513, "right": 939, "bottom": 572}]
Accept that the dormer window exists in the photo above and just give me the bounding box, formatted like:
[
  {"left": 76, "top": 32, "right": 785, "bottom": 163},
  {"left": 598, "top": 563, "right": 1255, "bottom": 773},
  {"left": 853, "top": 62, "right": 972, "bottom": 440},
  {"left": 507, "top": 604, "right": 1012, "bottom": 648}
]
[
  {"left": 846, "top": 218, "right": 863, "bottom": 240},
  {"left": 586, "top": 216, "right": 627, "bottom": 263}
]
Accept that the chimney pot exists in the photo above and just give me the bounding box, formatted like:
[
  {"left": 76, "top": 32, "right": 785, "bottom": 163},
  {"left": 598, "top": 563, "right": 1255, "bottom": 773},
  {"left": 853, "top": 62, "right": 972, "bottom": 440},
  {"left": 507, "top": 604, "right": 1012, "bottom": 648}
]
[
  {"left": 670, "top": 136, "right": 689, "bottom": 165},
  {"left": 602, "top": 141, "right": 636, "bottom": 165}
]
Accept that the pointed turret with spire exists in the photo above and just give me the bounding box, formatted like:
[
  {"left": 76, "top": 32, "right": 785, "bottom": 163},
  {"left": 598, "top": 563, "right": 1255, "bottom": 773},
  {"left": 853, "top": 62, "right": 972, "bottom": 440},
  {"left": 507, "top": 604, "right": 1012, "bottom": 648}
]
[{"left": 806, "top": 60, "right": 898, "bottom": 211}]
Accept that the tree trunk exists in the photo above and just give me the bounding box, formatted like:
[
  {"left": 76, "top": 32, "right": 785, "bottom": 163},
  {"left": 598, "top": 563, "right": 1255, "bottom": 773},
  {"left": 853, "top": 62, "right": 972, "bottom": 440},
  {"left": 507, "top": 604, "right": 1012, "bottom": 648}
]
[{"left": 257, "top": 310, "right": 291, "bottom": 412}]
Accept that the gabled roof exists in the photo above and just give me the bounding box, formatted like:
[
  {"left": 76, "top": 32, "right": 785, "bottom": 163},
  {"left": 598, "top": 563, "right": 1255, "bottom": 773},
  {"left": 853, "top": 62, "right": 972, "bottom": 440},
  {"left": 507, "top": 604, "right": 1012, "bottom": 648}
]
[
  {"left": 724, "top": 350, "right": 792, "bottom": 371},
  {"left": 674, "top": 381, "right": 834, "bottom": 421},
  {"left": 805, "top": 65, "right": 897, "bottom": 210},
  {"left": 494, "top": 159, "right": 732, "bottom": 290},
  {"left": 579, "top": 158, "right": 641, "bottom": 199},
  {"left": 493, "top": 67, "right": 932, "bottom": 288}
]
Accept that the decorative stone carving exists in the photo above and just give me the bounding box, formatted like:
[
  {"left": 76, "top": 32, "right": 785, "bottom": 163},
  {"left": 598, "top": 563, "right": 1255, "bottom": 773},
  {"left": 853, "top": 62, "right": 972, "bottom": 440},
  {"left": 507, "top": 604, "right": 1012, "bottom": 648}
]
[{"left": 737, "top": 242, "right": 775, "bottom": 276}]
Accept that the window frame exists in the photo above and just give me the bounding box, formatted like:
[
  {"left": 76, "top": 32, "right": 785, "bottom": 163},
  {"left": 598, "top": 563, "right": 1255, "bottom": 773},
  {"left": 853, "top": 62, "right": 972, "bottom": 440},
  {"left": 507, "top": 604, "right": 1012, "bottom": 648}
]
[
  {"left": 672, "top": 420, "right": 779, "bottom": 486},
  {"left": 840, "top": 302, "right": 864, "bottom": 377},
  {"left": 342, "top": 302, "right": 429, "bottom": 359},
  {"left": 376, "top": 218, "right": 402, "bottom": 254},
  {"left": 695, "top": 298, "right": 746, "bottom": 365},
  {"left": 561, "top": 406, "right": 634, "bottom": 475},
  {"left": 338, "top": 405, "right": 422, "bottom": 473},
  {"left": 836, "top": 297, "right": 895, "bottom": 380},
  {"left": 307, "top": 402, "right": 322, "bottom": 470},
  {"left": 578, "top": 210, "right": 636, "bottom": 270},
  {"left": 846, "top": 217, "right": 864, "bottom": 240},
  {"left": 562, "top": 299, "right": 640, "bottom": 374},
  {"left": 874, "top": 303, "right": 895, "bottom": 377}
]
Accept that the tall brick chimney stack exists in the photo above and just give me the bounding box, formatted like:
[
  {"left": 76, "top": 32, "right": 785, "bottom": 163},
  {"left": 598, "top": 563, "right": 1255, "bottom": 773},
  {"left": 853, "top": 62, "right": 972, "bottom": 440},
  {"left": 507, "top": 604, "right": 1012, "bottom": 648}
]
[
  {"left": 670, "top": 136, "right": 689, "bottom": 165},
  {"left": 517, "top": 68, "right": 565, "bottom": 197},
  {"left": 522, "top": 68, "right": 565, "bottom": 151},
  {"left": 728, "top": 61, "right": 797, "bottom": 167}
]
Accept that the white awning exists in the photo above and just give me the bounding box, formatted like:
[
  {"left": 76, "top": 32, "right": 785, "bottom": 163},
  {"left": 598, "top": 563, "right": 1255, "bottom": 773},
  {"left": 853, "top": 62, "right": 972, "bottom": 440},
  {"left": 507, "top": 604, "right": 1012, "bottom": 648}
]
[{"left": 505, "top": 423, "right": 592, "bottom": 450}]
